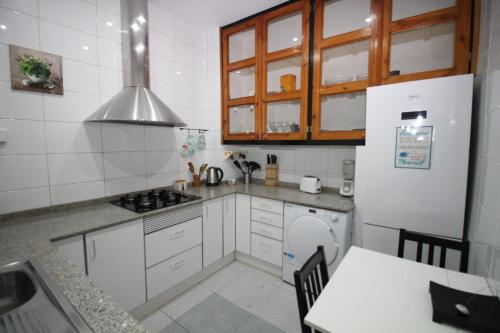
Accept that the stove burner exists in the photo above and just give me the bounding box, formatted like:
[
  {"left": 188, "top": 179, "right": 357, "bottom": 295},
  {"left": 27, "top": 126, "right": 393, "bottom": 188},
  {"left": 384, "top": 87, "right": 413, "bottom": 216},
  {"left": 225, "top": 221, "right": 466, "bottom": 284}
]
[{"left": 112, "top": 189, "right": 200, "bottom": 213}]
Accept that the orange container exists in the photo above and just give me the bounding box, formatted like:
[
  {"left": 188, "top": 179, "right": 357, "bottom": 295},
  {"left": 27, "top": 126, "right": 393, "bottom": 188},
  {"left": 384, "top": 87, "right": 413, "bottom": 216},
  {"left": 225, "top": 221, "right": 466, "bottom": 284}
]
[{"left": 280, "top": 74, "right": 296, "bottom": 92}]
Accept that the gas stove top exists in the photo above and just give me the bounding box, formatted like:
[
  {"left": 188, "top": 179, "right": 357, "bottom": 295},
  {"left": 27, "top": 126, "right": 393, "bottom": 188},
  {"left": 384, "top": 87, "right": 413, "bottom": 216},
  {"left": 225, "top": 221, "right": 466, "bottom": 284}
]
[{"left": 111, "top": 189, "right": 201, "bottom": 213}]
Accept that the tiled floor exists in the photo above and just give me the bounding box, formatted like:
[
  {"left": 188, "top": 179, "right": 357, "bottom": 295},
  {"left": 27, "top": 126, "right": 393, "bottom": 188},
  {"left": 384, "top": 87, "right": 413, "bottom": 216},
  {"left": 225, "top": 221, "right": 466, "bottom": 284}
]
[{"left": 140, "top": 261, "right": 301, "bottom": 333}]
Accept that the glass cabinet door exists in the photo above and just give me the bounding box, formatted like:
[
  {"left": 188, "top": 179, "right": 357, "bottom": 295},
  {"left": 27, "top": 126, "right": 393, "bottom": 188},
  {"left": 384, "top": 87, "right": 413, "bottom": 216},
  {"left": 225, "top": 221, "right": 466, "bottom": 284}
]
[
  {"left": 323, "top": 0, "right": 371, "bottom": 38},
  {"left": 222, "top": 18, "right": 261, "bottom": 140},
  {"left": 267, "top": 11, "right": 302, "bottom": 53}
]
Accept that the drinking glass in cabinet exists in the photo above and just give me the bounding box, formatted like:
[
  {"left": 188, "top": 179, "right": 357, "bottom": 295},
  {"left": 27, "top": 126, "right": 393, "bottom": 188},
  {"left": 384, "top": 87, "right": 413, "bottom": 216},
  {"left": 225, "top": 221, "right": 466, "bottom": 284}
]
[
  {"left": 229, "top": 27, "right": 255, "bottom": 63},
  {"left": 266, "top": 100, "right": 301, "bottom": 133},
  {"left": 323, "top": 0, "right": 371, "bottom": 38},
  {"left": 392, "top": 0, "right": 456, "bottom": 21},
  {"left": 322, "top": 39, "right": 369, "bottom": 86},
  {"left": 390, "top": 21, "right": 456, "bottom": 76},
  {"left": 229, "top": 105, "right": 255, "bottom": 134},
  {"left": 229, "top": 67, "right": 255, "bottom": 99},
  {"left": 267, "top": 56, "right": 301, "bottom": 93},
  {"left": 320, "top": 92, "right": 366, "bottom": 131},
  {"left": 267, "top": 11, "right": 302, "bottom": 53}
]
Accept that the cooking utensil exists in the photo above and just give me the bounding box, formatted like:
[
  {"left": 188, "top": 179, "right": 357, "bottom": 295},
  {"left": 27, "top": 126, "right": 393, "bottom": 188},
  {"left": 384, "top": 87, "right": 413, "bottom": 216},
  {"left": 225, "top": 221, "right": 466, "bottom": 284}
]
[
  {"left": 249, "top": 161, "right": 261, "bottom": 171},
  {"left": 188, "top": 162, "right": 195, "bottom": 177},
  {"left": 199, "top": 163, "right": 208, "bottom": 176},
  {"left": 233, "top": 160, "right": 244, "bottom": 173},
  {"left": 242, "top": 161, "right": 249, "bottom": 174},
  {"left": 267, "top": 154, "right": 271, "bottom": 164}
]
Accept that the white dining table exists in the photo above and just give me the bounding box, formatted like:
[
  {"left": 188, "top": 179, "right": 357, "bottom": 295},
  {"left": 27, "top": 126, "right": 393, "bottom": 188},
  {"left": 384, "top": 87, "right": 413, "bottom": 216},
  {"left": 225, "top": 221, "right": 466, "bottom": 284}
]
[{"left": 304, "top": 246, "right": 493, "bottom": 333}]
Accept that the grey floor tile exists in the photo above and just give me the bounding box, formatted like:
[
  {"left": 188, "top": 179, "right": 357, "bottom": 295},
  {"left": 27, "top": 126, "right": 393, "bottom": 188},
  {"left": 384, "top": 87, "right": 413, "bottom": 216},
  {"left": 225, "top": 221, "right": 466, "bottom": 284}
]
[
  {"left": 140, "top": 310, "right": 173, "bottom": 333},
  {"left": 161, "top": 284, "right": 213, "bottom": 319},
  {"left": 201, "top": 263, "right": 244, "bottom": 291},
  {"left": 235, "top": 315, "right": 286, "bottom": 333},
  {"left": 159, "top": 321, "right": 190, "bottom": 333},
  {"left": 176, "top": 293, "right": 252, "bottom": 333}
]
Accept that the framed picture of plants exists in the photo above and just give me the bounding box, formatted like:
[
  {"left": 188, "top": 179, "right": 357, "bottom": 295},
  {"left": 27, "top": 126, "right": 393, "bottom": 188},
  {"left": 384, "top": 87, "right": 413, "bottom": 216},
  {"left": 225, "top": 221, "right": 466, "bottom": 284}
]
[{"left": 9, "top": 45, "right": 64, "bottom": 95}]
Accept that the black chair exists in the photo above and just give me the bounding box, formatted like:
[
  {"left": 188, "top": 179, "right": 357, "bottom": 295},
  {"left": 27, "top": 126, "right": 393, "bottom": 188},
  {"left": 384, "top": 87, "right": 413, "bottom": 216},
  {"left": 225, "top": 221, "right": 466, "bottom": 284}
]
[
  {"left": 294, "top": 246, "right": 329, "bottom": 333},
  {"left": 397, "top": 228, "right": 470, "bottom": 273}
]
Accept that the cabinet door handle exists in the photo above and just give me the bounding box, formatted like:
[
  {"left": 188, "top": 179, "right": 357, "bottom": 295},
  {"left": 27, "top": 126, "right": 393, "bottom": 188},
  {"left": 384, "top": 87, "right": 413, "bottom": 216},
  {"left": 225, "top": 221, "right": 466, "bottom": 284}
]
[
  {"left": 92, "top": 239, "right": 96, "bottom": 259},
  {"left": 260, "top": 203, "right": 273, "bottom": 209},
  {"left": 259, "top": 241, "right": 272, "bottom": 250},
  {"left": 259, "top": 215, "right": 272, "bottom": 223},
  {"left": 170, "top": 229, "right": 185, "bottom": 239},
  {"left": 205, "top": 205, "right": 208, "bottom": 218},
  {"left": 259, "top": 228, "right": 272, "bottom": 237},
  {"left": 171, "top": 258, "right": 185, "bottom": 270}
]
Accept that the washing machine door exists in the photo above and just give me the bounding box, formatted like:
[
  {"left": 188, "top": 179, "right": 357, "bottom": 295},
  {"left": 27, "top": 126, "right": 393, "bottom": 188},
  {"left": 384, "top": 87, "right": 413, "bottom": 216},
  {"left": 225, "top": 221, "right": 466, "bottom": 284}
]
[{"left": 287, "top": 215, "right": 339, "bottom": 266}]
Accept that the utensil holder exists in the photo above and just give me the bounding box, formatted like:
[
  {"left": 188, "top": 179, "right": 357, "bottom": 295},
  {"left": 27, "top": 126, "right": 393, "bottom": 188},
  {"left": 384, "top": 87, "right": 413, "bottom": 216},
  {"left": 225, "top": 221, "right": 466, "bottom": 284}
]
[
  {"left": 244, "top": 173, "right": 251, "bottom": 184},
  {"left": 265, "top": 164, "right": 279, "bottom": 186},
  {"left": 192, "top": 175, "right": 201, "bottom": 187}
]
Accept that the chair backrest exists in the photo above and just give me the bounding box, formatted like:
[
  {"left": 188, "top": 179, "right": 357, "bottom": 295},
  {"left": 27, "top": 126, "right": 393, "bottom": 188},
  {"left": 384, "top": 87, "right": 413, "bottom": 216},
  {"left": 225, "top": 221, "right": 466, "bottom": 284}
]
[
  {"left": 294, "top": 245, "right": 330, "bottom": 333},
  {"left": 397, "top": 229, "right": 470, "bottom": 273}
]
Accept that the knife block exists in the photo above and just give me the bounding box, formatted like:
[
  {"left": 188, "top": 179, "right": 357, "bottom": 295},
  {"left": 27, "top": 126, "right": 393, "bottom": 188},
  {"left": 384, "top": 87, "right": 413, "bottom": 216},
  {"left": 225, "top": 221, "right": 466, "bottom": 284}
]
[{"left": 265, "top": 164, "right": 279, "bottom": 186}]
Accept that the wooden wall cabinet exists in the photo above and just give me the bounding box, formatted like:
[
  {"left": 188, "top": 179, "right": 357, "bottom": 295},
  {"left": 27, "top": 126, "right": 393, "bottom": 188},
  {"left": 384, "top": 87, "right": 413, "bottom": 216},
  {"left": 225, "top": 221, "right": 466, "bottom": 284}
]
[{"left": 221, "top": 0, "right": 472, "bottom": 143}]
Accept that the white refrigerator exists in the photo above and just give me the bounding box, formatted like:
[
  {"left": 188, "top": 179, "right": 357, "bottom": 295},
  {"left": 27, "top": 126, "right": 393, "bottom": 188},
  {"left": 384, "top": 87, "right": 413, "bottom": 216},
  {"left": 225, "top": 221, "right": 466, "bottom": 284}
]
[{"left": 362, "top": 74, "right": 473, "bottom": 267}]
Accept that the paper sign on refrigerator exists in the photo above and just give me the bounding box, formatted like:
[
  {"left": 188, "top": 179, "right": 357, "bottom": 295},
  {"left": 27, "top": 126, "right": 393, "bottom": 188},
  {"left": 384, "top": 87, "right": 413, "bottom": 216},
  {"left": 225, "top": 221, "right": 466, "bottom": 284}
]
[{"left": 395, "top": 126, "right": 433, "bottom": 169}]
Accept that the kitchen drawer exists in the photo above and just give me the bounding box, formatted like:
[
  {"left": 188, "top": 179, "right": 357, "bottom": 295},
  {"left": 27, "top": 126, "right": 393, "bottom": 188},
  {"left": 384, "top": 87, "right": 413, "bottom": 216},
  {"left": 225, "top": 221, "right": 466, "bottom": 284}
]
[
  {"left": 251, "top": 208, "right": 283, "bottom": 228},
  {"left": 251, "top": 234, "right": 282, "bottom": 267},
  {"left": 146, "top": 245, "right": 202, "bottom": 300},
  {"left": 145, "top": 217, "right": 202, "bottom": 267},
  {"left": 251, "top": 221, "right": 282, "bottom": 241},
  {"left": 251, "top": 196, "right": 283, "bottom": 215}
]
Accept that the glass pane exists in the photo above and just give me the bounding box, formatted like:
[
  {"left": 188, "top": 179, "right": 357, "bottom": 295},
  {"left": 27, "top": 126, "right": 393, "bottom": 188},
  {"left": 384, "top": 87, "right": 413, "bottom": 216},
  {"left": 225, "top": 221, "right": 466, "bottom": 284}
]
[
  {"left": 266, "top": 100, "right": 301, "bottom": 133},
  {"left": 390, "top": 21, "right": 455, "bottom": 76},
  {"left": 229, "top": 27, "right": 255, "bottom": 63},
  {"left": 392, "top": 0, "right": 456, "bottom": 21},
  {"left": 229, "top": 67, "right": 255, "bottom": 99},
  {"left": 268, "top": 11, "right": 302, "bottom": 53},
  {"left": 229, "top": 105, "right": 255, "bottom": 134},
  {"left": 323, "top": 0, "right": 371, "bottom": 38},
  {"left": 321, "top": 92, "right": 366, "bottom": 131},
  {"left": 322, "top": 39, "right": 369, "bottom": 86},
  {"left": 267, "top": 56, "right": 301, "bottom": 93}
]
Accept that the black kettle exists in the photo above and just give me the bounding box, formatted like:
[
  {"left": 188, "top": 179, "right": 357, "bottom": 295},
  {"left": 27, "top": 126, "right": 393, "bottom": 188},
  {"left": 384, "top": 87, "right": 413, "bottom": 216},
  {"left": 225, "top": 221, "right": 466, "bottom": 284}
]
[{"left": 206, "top": 167, "right": 224, "bottom": 186}]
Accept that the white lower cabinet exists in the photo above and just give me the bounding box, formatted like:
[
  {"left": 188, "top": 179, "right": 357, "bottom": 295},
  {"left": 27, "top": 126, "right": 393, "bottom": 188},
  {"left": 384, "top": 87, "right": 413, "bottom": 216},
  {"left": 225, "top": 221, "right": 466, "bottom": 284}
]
[
  {"left": 203, "top": 198, "right": 223, "bottom": 267},
  {"left": 53, "top": 235, "right": 86, "bottom": 275},
  {"left": 146, "top": 245, "right": 202, "bottom": 299},
  {"left": 85, "top": 218, "right": 146, "bottom": 311},
  {"left": 223, "top": 194, "right": 236, "bottom": 256},
  {"left": 251, "top": 234, "right": 283, "bottom": 267},
  {"left": 236, "top": 194, "right": 251, "bottom": 255}
]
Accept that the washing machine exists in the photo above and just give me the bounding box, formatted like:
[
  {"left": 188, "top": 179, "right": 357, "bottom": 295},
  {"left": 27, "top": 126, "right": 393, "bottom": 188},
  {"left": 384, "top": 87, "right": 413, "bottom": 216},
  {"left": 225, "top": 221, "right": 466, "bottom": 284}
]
[{"left": 282, "top": 203, "right": 352, "bottom": 285}]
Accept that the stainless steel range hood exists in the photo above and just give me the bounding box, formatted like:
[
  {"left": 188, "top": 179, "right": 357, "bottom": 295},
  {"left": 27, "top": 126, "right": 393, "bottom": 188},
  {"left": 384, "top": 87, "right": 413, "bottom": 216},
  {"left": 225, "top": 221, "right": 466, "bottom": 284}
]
[{"left": 85, "top": 0, "right": 186, "bottom": 127}]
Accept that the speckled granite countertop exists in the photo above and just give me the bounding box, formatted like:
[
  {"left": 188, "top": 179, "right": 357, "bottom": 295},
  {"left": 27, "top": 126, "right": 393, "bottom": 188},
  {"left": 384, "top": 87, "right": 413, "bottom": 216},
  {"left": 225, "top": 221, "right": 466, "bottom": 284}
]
[{"left": 0, "top": 183, "right": 353, "bottom": 333}]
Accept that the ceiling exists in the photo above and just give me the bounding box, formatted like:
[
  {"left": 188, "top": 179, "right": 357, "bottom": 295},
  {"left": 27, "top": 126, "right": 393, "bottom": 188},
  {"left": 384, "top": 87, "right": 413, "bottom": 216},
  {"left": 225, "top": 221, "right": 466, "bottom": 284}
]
[{"left": 149, "top": 0, "right": 286, "bottom": 27}]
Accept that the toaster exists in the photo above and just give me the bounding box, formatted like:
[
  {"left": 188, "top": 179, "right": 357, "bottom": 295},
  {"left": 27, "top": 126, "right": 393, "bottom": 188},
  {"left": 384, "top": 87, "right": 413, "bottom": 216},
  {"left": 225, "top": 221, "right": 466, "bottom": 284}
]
[{"left": 300, "top": 176, "right": 321, "bottom": 194}]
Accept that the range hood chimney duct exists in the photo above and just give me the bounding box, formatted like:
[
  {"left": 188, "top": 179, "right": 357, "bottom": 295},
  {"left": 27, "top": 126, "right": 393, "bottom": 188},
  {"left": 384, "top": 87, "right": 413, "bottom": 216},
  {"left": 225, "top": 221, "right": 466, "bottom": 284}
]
[{"left": 85, "top": 0, "right": 186, "bottom": 127}]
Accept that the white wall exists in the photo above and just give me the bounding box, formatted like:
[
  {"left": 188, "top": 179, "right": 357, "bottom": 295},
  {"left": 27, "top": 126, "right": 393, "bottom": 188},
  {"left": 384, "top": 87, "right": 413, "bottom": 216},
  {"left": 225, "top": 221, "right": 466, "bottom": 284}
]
[
  {"left": 0, "top": 0, "right": 236, "bottom": 214},
  {"left": 466, "top": 0, "right": 500, "bottom": 292}
]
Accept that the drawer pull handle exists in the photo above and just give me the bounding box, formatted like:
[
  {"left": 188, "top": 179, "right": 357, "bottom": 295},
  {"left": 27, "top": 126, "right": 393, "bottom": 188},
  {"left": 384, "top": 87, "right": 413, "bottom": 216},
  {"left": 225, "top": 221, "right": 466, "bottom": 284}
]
[
  {"left": 259, "top": 228, "right": 272, "bottom": 236},
  {"left": 171, "top": 258, "right": 185, "bottom": 270},
  {"left": 170, "top": 229, "right": 185, "bottom": 239},
  {"left": 259, "top": 241, "right": 272, "bottom": 249},
  {"left": 259, "top": 216, "right": 272, "bottom": 222},
  {"left": 260, "top": 203, "right": 273, "bottom": 209}
]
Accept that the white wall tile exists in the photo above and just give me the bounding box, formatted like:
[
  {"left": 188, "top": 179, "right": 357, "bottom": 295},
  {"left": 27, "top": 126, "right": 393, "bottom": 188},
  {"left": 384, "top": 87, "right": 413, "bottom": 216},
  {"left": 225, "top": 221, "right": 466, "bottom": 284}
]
[
  {"left": 63, "top": 59, "right": 99, "bottom": 94},
  {"left": 150, "top": 56, "right": 175, "bottom": 83},
  {"left": 96, "top": 0, "right": 119, "bottom": 15},
  {"left": 0, "top": 82, "right": 44, "bottom": 120},
  {"left": 99, "top": 67, "right": 122, "bottom": 96},
  {"left": 43, "top": 91, "right": 100, "bottom": 122},
  {"left": 39, "top": 0, "right": 97, "bottom": 35},
  {"left": 146, "top": 151, "right": 178, "bottom": 175},
  {"left": 50, "top": 180, "right": 105, "bottom": 205},
  {"left": 150, "top": 79, "right": 175, "bottom": 106},
  {"left": 0, "top": 155, "right": 49, "bottom": 191},
  {"left": 145, "top": 126, "right": 178, "bottom": 151},
  {"left": 0, "top": 44, "right": 10, "bottom": 81},
  {"left": 328, "top": 147, "right": 356, "bottom": 174},
  {"left": 0, "top": 7, "right": 39, "bottom": 49},
  {"left": 0, "top": 119, "right": 46, "bottom": 155},
  {"left": 104, "top": 151, "right": 146, "bottom": 179},
  {"left": 40, "top": 20, "right": 98, "bottom": 65},
  {"left": 0, "top": 0, "right": 38, "bottom": 15},
  {"left": 148, "top": 4, "right": 174, "bottom": 37},
  {"left": 45, "top": 122, "right": 102, "bottom": 153},
  {"left": 174, "top": 40, "right": 207, "bottom": 71},
  {"left": 482, "top": 160, "right": 500, "bottom": 219},
  {"left": 149, "top": 30, "right": 175, "bottom": 60},
  {"left": 0, "top": 187, "right": 50, "bottom": 214},
  {"left": 98, "top": 38, "right": 122, "bottom": 70},
  {"left": 105, "top": 176, "right": 146, "bottom": 196},
  {"left": 485, "top": 109, "right": 500, "bottom": 162},
  {"left": 97, "top": 8, "right": 121, "bottom": 43},
  {"left": 174, "top": 17, "right": 206, "bottom": 50},
  {"left": 48, "top": 153, "right": 104, "bottom": 185},
  {"left": 147, "top": 172, "right": 178, "bottom": 189},
  {"left": 295, "top": 148, "right": 329, "bottom": 173},
  {"left": 102, "top": 123, "right": 145, "bottom": 152}
]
